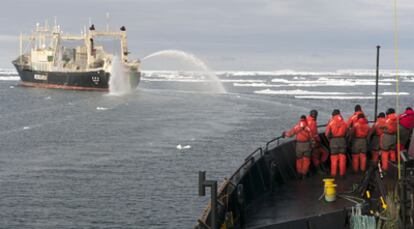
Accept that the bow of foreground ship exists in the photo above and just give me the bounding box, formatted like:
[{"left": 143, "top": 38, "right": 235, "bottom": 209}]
[
  {"left": 195, "top": 131, "right": 414, "bottom": 229},
  {"left": 12, "top": 22, "right": 140, "bottom": 91}
]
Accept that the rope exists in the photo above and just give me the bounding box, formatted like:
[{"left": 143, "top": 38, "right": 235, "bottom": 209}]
[{"left": 393, "top": 0, "right": 401, "bottom": 180}]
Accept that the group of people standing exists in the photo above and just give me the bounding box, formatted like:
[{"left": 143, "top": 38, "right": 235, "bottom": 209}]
[{"left": 282, "top": 105, "right": 414, "bottom": 179}]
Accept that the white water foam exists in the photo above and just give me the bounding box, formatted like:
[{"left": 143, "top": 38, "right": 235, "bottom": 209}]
[
  {"left": 403, "top": 78, "right": 414, "bottom": 83},
  {"left": 142, "top": 78, "right": 205, "bottom": 83},
  {"left": 176, "top": 144, "right": 191, "bottom": 150},
  {"left": 0, "top": 69, "right": 18, "bottom": 76},
  {"left": 108, "top": 56, "right": 132, "bottom": 96},
  {"left": 295, "top": 95, "right": 381, "bottom": 100},
  {"left": 0, "top": 76, "right": 20, "bottom": 81},
  {"left": 254, "top": 89, "right": 362, "bottom": 95},
  {"left": 220, "top": 79, "right": 266, "bottom": 83},
  {"left": 271, "top": 78, "right": 392, "bottom": 87},
  {"left": 96, "top": 107, "right": 110, "bottom": 111},
  {"left": 142, "top": 50, "right": 225, "bottom": 93},
  {"left": 216, "top": 69, "right": 414, "bottom": 77},
  {"left": 233, "top": 83, "right": 282, "bottom": 87},
  {"left": 370, "top": 92, "right": 410, "bottom": 96}
]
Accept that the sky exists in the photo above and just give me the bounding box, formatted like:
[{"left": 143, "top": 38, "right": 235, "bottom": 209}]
[{"left": 0, "top": 0, "right": 413, "bottom": 71}]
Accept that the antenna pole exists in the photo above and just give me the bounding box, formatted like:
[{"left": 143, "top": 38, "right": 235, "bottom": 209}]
[
  {"left": 19, "top": 33, "right": 23, "bottom": 65},
  {"left": 374, "top": 45, "right": 380, "bottom": 122}
]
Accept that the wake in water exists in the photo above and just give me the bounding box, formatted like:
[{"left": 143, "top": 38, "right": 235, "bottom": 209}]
[{"left": 142, "top": 50, "right": 226, "bottom": 93}]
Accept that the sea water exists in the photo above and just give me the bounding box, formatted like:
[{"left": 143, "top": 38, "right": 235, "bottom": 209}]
[{"left": 0, "top": 69, "right": 413, "bottom": 228}]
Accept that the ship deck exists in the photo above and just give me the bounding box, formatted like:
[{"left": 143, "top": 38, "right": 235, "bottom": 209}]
[{"left": 245, "top": 167, "right": 398, "bottom": 229}]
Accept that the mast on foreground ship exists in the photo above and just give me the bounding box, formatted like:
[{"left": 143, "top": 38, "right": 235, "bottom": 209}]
[{"left": 12, "top": 22, "right": 140, "bottom": 90}]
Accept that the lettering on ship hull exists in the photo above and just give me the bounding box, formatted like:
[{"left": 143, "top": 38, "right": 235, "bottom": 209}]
[{"left": 34, "top": 74, "right": 48, "bottom": 80}]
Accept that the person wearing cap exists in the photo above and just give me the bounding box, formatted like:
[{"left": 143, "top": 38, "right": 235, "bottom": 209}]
[
  {"left": 349, "top": 114, "right": 370, "bottom": 173},
  {"left": 380, "top": 108, "right": 398, "bottom": 171},
  {"left": 369, "top": 112, "right": 386, "bottom": 163},
  {"left": 398, "top": 107, "right": 414, "bottom": 151},
  {"left": 325, "top": 109, "right": 348, "bottom": 178},
  {"left": 307, "top": 109, "right": 328, "bottom": 172},
  {"left": 282, "top": 115, "right": 314, "bottom": 179}
]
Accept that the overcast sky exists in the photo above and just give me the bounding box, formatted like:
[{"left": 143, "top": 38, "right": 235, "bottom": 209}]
[{"left": 0, "top": 0, "right": 413, "bottom": 71}]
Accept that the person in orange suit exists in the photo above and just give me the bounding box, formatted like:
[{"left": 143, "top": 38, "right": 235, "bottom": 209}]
[
  {"left": 369, "top": 112, "right": 386, "bottom": 164},
  {"left": 349, "top": 114, "right": 370, "bottom": 173},
  {"left": 282, "top": 115, "right": 314, "bottom": 179},
  {"left": 347, "top": 104, "right": 367, "bottom": 128},
  {"left": 380, "top": 108, "right": 398, "bottom": 171},
  {"left": 398, "top": 107, "right": 414, "bottom": 151},
  {"left": 307, "top": 110, "right": 329, "bottom": 172},
  {"left": 325, "top": 109, "right": 348, "bottom": 179}
]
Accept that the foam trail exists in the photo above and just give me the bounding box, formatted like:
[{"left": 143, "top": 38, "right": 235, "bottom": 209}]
[{"left": 142, "top": 50, "right": 225, "bottom": 93}]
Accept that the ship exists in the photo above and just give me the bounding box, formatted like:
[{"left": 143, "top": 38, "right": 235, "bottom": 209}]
[
  {"left": 12, "top": 21, "right": 140, "bottom": 91},
  {"left": 195, "top": 130, "right": 414, "bottom": 229}
]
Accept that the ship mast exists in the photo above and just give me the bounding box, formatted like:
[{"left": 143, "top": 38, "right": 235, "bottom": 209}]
[{"left": 19, "top": 33, "right": 22, "bottom": 65}]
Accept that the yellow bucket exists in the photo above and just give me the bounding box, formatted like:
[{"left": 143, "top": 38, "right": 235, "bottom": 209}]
[{"left": 323, "top": 178, "right": 337, "bottom": 202}]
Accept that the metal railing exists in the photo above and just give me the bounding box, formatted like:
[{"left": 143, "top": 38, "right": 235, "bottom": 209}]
[{"left": 244, "top": 147, "right": 263, "bottom": 162}]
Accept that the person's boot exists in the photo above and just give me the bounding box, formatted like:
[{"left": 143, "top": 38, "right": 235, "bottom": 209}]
[
  {"left": 339, "top": 153, "right": 347, "bottom": 177},
  {"left": 390, "top": 150, "right": 396, "bottom": 162},
  {"left": 381, "top": 151, "right": 389, "bottom": 171},
  {"left": 352, "top": 154, "right": 359, "bottom": 173},
  {"left": 360, "top": 153, "right": 367, "bottom": 172},
  {"left": 330, "top": 155, "right": 339, "bottom": 177},
  {"left": 302, "top": 157, "right": 311, "bottom": 177}
]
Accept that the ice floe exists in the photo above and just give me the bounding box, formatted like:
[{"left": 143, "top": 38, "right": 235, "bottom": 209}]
[
  {"left": 271, "top": 78, "right": 391, "bottom": 87},
  {"left": 233, "top": 83, "right": 282, "bottom": 87},
  {"left": 176, "top": 144, "right": 191, "bottom": 150},
  {"left": 254, "top": 89, "right": 362, "bottom": 95},
  {"left": 220, "top": 79, "right": 266, "bottom": 83},
  {"left": 295, "top": 96, "right": 381, "bottom": 100},
  {"left": 96, "top": 107, "right": 110, "bottom": 111},
  {"left": 371, "top": 92, "right": 410, "bottom": 96}
]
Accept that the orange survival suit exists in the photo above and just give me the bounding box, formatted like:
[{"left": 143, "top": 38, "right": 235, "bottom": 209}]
[
  {"left": 350, "top": 118, "right": 370, "bottom": 172},
  {"left": 371, "top": 116, "right": 386, "bottom": 163},
  {"left": 307, "top": 115, "right": 329, "bottom": 168},
  {"left": 325, "top": 114, "right": 348, "bottom": 177},
  {"left": 380, "top": 112, "right": 398, "bottom": 171},
  {"left": 284, "top": 118, "right": 314, "bottom": 178}
]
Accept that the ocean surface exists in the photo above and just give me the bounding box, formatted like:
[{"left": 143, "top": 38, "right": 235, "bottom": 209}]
[{"left": 0, "top": 69, "right": 413, "bottom": 228}]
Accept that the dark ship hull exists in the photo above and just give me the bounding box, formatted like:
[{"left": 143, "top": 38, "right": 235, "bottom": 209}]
[{"left": 12, "top": 61, "right": 140, "bottom": 91}]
